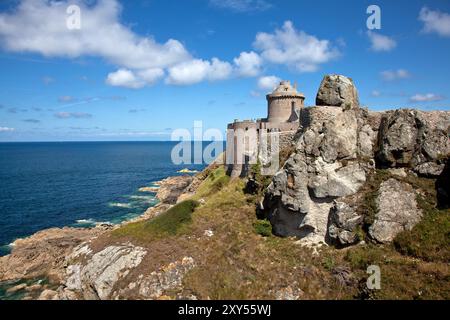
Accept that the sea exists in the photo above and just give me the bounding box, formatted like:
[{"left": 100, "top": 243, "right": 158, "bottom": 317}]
[{"left": 0, "top": 141, "right": 219, "bottom": 257}]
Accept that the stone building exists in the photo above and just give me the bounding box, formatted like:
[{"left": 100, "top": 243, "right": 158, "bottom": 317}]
[{"left": 226, "top": 80, "right": 305, "bottom": 178}]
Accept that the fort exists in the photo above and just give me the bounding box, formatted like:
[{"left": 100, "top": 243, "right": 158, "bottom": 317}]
[{"left": 226, "top": 80, "right": 305, "bottom": 178}]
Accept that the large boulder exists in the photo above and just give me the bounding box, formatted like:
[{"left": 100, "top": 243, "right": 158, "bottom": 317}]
[
  {"left": 369, "top": 179, "right": 422, "bottom": 243},
  {"left": 316, "top": 74, "right": 360, "bottom": 108},
  {"left": 377, "top": 110, "right": 418, "bottom": 167},
  {"left": 377, "top": 109, "right": 450, "bottom": 175}
]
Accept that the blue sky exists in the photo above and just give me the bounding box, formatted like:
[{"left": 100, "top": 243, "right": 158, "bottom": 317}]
[{"left": 0, "top": 0, "right": 449, "bottom": 141}]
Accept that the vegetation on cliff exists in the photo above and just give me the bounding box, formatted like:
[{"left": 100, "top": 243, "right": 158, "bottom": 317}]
[{"left": 105, "top": 164, "right": 450, "bottom": 299}]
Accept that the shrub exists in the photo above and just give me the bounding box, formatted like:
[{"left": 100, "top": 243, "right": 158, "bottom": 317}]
[{"left": 253, "top": 219, "right": 272, "bottom": 237}]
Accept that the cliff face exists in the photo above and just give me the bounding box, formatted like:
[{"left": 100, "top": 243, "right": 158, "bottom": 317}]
[{"left": 262, "top": 75, "right": 450, "bottom": 247}]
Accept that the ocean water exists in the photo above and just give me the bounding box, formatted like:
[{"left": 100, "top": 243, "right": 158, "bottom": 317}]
[{"left": 0, "top": 141, "right": 216, "bottom": 256}]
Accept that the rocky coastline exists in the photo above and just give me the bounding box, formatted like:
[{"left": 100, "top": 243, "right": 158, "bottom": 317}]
[{"left": 0, "top": 173, "right": 199, "bottom": 300}]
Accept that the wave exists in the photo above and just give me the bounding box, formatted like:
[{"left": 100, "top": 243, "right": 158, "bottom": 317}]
[
  {"left": 109, "top": 202, "right": 133, "bottom": 209},
  {"left": 129, "top": 195, "right": 155, "bottom": 201},
  {"left": 75, "top": 218, "right": 96, "bottom": 224}
]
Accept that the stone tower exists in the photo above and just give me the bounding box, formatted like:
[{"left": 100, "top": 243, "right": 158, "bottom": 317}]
[{"left": 266, "top": 81, "right": 305, "bottom": 123}]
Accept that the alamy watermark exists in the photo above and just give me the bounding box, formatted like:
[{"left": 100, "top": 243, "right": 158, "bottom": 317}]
[
  {"left": 367, "top": 265, "right": 381, "bottom": 290},
  {"left": 66, "top": 5, "right": 81, "bottom": 30},
  {"left": 367, "top": 5, "right": 382, "bottom": 30}
]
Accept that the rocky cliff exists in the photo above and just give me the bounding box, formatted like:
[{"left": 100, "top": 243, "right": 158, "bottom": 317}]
[{"left": 262, "top": 75, "right": 450, "bottom": 247}]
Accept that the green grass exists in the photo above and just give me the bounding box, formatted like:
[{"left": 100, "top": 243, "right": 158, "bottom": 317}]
[
  {"left": 192, "top": 166, "right": 230, "bottom": 199},
  {"left": 112, "top": 199, "right": 199, "bottom": 241},
  {"left": 253, "top": 219, "right": 272, "bottom": 237}
]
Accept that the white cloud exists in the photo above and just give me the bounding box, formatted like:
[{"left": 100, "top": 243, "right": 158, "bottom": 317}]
[
  {"left": 371, "top": 90, "right": 381, "bottom": 97},
  {"left": 208, "top": 58, "right": 234, "bottom": 81},
  {"left": 0, "top": 0, "right": 191, "bottom": 70},
  {"left": 209, "top": 0, "right": 272, "bottom": 12},
  {"left": 136, "top": 68, "right": 165, "bottom": 85},
  {"left": 257, "top": 75, "right": 281, "bottom": 91},
  {"left": 0, "top": 2, "right": 337, "bottom": 88},
  {"left": 0, "top": 127, "right": 15, "bottom": 132},
  {"left": 55, "top": 112, "right": 93, "bottom": 119},
  {"left": 367, "top": 31, "right": 397, "bottom": 52},
  {"left": 0, "top": 0, "right": 191, "bottom": 88},
  {"left": 166, "top": 58, "right": 233, "bottom": 85},
  {"left": 106, "top": 68, "right": 164, "bottom": 89},
  {"left": 419, "top": 7, "right": 450, "bottom": 37},
  {"left": 106, "top": 69, "right": 145, "bottom": 89},
  {"left": 409, "top": 93, "right": 444, "bottom": 103},
  {"left": 0, "top": 0, "right": 264, "bottom": 87},
  {"left": 165, "top": 59, "right": 211, "bottom": 85},
  {"left": 253, "top": 21, "right": 339, "bottom": 72},
  {"left": 380, "top": 69, "right": 411, "bottom": 81},
  {"left": 234, "top": 51, "right": 262, "bottom": 77}
]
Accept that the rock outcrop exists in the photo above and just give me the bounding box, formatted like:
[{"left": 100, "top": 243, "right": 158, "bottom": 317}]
[
  {"left": 316, "top": 74, "right": 360, "bottom": 108},
  {"left": 263, "top": 105, "right": 374, "bottom": 244},
  {"left": 263, "top": 74, "right": 449, "bottom": 246},
  {"left": 369, "top": 179, "right": 422, "bottom": 243},
  {"left": 65, "top": 244, "right": 147, "bottom": 300},
  {"left": 0, "top": 227, "right": 108, "bottom": 282},
  {"left": 63, "top": 247, "right": 195, "bottom": 300},
  {"left": 134, "top": 256, "right": 195, "bottom": 300},
  {"left": 377, "top": 109, "right": 450, "bottom": 176},
  {"left": 155, "top": 176, "right": 193, "bottom": 204}
]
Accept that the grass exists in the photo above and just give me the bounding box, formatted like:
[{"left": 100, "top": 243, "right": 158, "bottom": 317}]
[
  {"left": 191, "top": 166, "right": 230, "bottom": 200},
  {"left": 253, "top": 219, "right": 272, "bottom": 237},
  {"left": 112, "top": 199, "right": 199, "bottom": 242},
  {"left": 344, "top": 244, "right": 450, "bottom": 299},
  {"left": 394, "top": 196, "right": 450, "bottom": 263}
]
